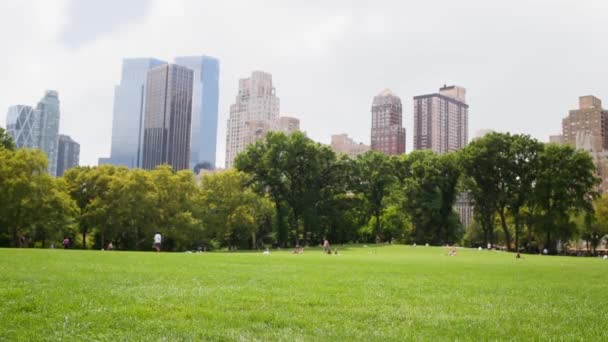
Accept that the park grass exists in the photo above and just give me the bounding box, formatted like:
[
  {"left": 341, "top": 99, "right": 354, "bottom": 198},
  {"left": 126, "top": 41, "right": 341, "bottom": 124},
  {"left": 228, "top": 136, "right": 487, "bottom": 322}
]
[{"left": 0, "top": 245, "right": 606, "bottom": 341}]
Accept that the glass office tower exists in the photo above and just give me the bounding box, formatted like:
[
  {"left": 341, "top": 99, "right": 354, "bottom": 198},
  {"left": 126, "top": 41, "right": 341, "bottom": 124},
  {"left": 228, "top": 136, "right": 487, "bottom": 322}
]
[
  {"left": 107, "top": 58, "right": 167, "bottom": 167},
  {"left": 174, "top": 55, "right": 219, "bottom": 169}
]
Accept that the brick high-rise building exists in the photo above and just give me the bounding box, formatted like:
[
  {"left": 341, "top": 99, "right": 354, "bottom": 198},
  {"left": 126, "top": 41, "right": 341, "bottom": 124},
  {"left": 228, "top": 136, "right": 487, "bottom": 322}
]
[
  {"left": 562, "top": 95, "right": 608, "bottom": 152},
  {"left": 142, "top": 64, "right": 194, "bottom": 171},
  {"left": 414, "top": 85, "right": 468, "bottom": 153},
  {"left": 370, "top": 89, "right": 406, "bottom": 155},
  {"left": 225, "top": 71, "right": 280, "bottom": 168},
  {"left": 561, "top": 95, "right": 608, "bottom": 193}
]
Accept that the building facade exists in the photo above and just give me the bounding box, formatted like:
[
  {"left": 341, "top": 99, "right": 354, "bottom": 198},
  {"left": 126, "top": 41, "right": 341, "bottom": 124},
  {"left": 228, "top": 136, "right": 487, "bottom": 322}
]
[
  {"left": 5, "top": 105, "right": 39, "bottom": 149},
  {"left": 561, "top": 96, "right": 608, "bottom": 193},
  {"left": 225, "top": 71, "right": 280, "bottom": 168},
  {"left": 562, "top": 95, "right": 608, "bottom": 153},
  {"left": 242, "top": 116, "right": 300, "bottom": 146},
  {"left": 455, "top": 192, "right": 473, "bottom": 229},
  {"left": 102, "top": 58, "right": 167, "bottom": 168},
  {"left": 414, "top": 85, "right": 468, "bottom": 153},
  {"left": 174, "top": 56, "right": 220, "bottom": 170},
  {"left": 331, "top": 134, "right": 370, "bottom": 158},
  {"left": 36, "top": 90, "right": 61, "bottom": 176},
  {"left": 142, "top": 64, "right": 194, "bottom": 171},
  {"left": 370, "top": 89, "right": 406, "bottom": 155},
  {"left": 56, "top": 134, "right": 80, "bottom": 176},
  {"left": 549, "top": 134, "right": 564, "bottom": 144}
]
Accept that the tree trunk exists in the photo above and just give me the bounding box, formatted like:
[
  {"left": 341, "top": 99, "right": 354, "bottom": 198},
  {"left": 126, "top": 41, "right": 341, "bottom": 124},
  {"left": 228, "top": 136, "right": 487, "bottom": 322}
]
[
  {"left": 499, "top": 208, "right": 512, "bottom": 251},
  {"left": 514, "top": 215, "right": 520, "bottom": 252},
  {"left": 375, "top": 210, "right": 382, "bottom": 243},
  {"left": 82, "top": 230, "right": 87, "bottom": 249}
]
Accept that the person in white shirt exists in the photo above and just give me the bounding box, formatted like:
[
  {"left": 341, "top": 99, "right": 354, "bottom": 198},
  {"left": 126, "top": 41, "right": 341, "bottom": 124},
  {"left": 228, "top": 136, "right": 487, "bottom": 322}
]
[{"left": 153, "top": 232, "right": 162, "bottom": 252}]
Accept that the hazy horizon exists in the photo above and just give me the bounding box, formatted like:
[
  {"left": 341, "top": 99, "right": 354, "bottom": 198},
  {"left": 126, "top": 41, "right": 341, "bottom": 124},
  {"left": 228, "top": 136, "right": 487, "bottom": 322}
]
[{"left": 1, "top": 0, "right": 607, "bottom": 167}]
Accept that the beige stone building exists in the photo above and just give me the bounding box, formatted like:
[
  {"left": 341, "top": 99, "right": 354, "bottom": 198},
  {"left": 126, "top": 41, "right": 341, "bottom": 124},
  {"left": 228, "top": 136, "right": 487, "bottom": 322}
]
[
  {"left": 225, "top": 71, "right": 280, "bottom": 169},
  {"left": 243, "top": 116, "right": 300, "bottom": 146},
  {"left": 331, "top": 134, "right": 370, "bottom": 158}
]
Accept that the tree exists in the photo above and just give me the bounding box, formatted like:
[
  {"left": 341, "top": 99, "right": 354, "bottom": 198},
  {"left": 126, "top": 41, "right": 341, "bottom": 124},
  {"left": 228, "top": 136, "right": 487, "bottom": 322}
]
[
  {"left": 586, "top": 195, "right": 608, "bottom": 255},
  {"left": 235, "top": 131, "right": 339, "bottom": 246},
  {"left": 461, "top": 133, "right": 542, "bottom": 251},
  {"left": 198, "top": 170, "right": 274, "bottom": 249},
  {"left": 0, "top": 148, "right": 77, "bottom": 246},
  {"left": 0, "top": 127, "right": 15, "bottom": 150},
  {"left": 351, "top": 151, "right": 395, "bottom": 242},
  {"left": 531, "top": 144, "right": 597, "bottom": 253},
  {"left": 400, "top": 151, "right": 461, "bottom": 245},
  {"left": 149, "top": 166, "right": 201, "bottom": 251}
]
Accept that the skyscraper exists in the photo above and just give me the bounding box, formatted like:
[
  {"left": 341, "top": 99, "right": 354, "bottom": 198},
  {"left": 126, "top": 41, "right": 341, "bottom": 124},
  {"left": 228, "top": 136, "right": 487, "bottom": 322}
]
[
  {"left": 102, "top": 58, "right": 167, "bottom": 167},
  {"left": 5, "top": 105, "right": 39, "bottom": 149},
  {"left": 142, "top": 64, "right": 194, "bottom": 171},
  {"left": 225, "top": 71, "right": 280, "bottom": 168},
  {"left": 370, "top": 89, "right": 406, "bottom": 155},
  {"left": 36, "top": 90, "right": 61, "bottom": 176},
  {"left": 56, "top": 134, "right": 80, "bottom": 176},
  {"left": 414, "top": 85, "right": 468, "bottom": 153},
  {"left": 174, "top": 55, "right": 220, "bottom": 170}
]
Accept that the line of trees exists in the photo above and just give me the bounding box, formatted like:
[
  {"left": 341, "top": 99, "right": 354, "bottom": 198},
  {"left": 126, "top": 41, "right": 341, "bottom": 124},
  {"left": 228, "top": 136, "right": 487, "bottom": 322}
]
[{"left": 1, "top": 127, "right": 607, "bottom": 253}]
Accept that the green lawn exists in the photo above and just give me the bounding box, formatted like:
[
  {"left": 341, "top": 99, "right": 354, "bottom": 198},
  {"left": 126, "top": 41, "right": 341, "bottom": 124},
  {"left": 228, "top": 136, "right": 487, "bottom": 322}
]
[{"left": 0, "top": 246, "right": 606, "bottom": 341}]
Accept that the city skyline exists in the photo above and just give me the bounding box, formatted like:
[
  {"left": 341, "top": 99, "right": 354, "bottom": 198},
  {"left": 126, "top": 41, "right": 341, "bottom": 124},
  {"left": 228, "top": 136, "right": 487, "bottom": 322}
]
[{"left": 1, "top": 1, "right": 608, "bottom": 167}]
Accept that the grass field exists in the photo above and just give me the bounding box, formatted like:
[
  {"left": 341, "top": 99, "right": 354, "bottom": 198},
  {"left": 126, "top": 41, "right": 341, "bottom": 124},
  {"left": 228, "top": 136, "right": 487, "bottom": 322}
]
[{"left": 0, "top": 245, "right": 607, "bottom": 341}]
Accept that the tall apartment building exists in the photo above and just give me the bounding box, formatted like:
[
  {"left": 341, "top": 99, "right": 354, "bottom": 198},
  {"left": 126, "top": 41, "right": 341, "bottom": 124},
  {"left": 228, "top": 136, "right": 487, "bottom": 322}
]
[
  {"left": 562, "top": 95, "right": 608, "bottom": 152},
  {"left": 174, "top": 56, "right": 220, "bottom": 169},
  {"left": 561, "top": 95, "right": 608, "bottom": 193},
  {"left": 370, "top": 89, "right": 406, "bottom": 155},
  {"left": 5, "top": 105, "right": 39, "bottom": 149},
  {"left": 414, "top": 85, "right": 468, "bottom": 153},
  {"left": 225, "top": 71, "right": 280, "bottom": 168},
  {"left": 142, "top": 64, "right": 194, "bottom": 171},
  {"left": 243, "top": 116, "right": 300, "bottom": 146},
  {"left": 331, "top": 134, "right": 370, "bottom": 158},
  {"left": 101, "top": 58, "right": 167, "bottom": 168},
  {"left": 36, "top": 91, "right": 61, "bottom": 176},
  {"left": 56, "top": 134, "right": 80, "bottom": 176}
]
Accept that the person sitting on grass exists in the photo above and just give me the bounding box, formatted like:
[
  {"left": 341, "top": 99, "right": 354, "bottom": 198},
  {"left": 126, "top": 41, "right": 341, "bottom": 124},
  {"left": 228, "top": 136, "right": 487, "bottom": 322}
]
[{"left": 448, "top": 247, "right": 457, "bottom": 257}]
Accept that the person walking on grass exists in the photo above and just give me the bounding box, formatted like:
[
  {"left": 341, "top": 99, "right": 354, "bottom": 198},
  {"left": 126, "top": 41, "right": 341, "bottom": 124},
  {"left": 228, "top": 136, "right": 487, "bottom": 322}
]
[{"left": 153, "top": 232, "right": 162, "bottom": 252}]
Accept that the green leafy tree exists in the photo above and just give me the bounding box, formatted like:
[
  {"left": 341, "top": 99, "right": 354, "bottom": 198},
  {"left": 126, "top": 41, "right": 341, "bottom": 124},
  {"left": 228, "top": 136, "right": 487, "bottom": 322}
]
[
  {"left": 198, "top": 170, "right": 274, "bottom": 249},
  {"left": 235, "top": 131, "right": 339, "bottom": 246},
  {"left": 531, "top": 144, "right": 597, "bottom": 253},
  {"left": 351, "top": 151, "right": 395, "bottom": 242},
  {"left": 400, "top": 151, "right": 461, "bottom": 245},
  {"left": 0, "top": 148, "right": 77, "bottom": 246},
  {"left": 149, "top": 166, "right": 201, "bottom": 251},
  {"left": 0, "top": 127, "right": 15, "bottom": 150}
]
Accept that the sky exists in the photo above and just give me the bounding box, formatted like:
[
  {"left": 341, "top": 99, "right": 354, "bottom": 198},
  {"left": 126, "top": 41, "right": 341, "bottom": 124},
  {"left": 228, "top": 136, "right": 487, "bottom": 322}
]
[{"left": 1, "top": 0, "right": 607, "bottom": 167}]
